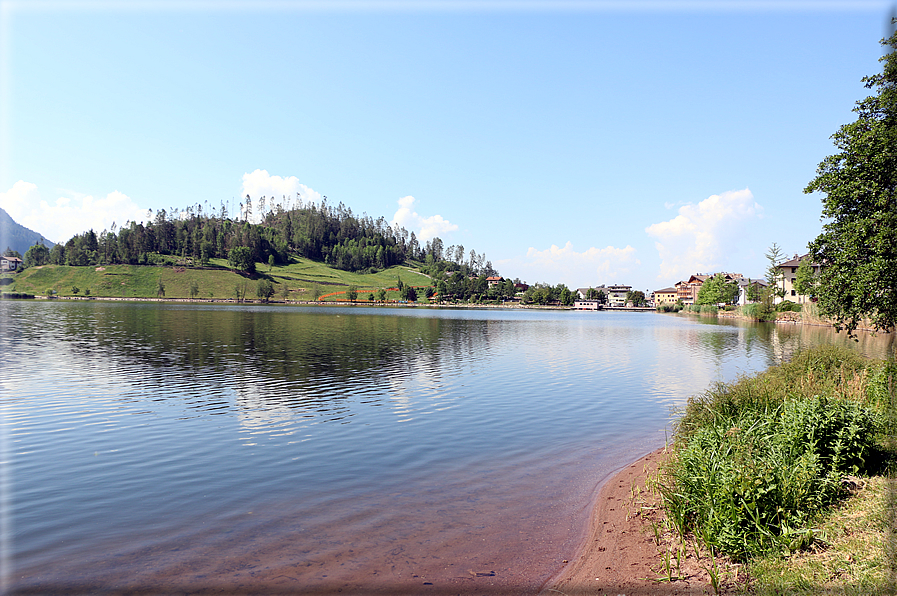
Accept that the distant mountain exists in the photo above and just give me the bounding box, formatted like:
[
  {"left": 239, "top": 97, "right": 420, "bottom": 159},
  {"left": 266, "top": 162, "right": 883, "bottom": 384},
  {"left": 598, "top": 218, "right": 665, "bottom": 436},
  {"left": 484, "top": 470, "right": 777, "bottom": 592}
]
[{"left": 0, "top": 208, "right": 56, "bottom": 256}]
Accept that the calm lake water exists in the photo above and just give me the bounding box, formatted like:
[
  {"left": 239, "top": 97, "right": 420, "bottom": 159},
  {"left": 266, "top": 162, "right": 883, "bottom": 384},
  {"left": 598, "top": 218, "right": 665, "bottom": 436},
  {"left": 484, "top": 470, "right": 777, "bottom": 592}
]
[{"left": 2, "top": 301, "right": 894, "bottom": 595}]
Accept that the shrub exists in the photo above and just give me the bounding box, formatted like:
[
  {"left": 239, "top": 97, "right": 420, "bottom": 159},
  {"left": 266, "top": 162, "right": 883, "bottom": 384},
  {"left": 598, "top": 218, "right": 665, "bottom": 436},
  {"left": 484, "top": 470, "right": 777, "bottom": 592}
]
[
  {"left": 657, "top": 346, "right": 888, "bottom": 561},
  {"left": 661, "top": 396, "right": 880, "bottom": 560},
  {"left": 776, "top": 300, "right": 802, "bottom": 312},
  {"left": 737, "top": 302, "right": 775, "bottom": 321},
  {"left": 1, "top": 292, "right": 35, "bottom": 299},
  {"left": 657, "top": 303, "right": 683, "bottom": 313}
]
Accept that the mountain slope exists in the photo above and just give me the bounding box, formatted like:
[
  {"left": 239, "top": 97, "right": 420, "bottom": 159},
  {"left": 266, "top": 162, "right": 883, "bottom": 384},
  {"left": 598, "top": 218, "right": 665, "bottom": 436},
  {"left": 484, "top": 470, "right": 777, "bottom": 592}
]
[{"left": 0, "top": 208, "right": 56, "bottom": 256}]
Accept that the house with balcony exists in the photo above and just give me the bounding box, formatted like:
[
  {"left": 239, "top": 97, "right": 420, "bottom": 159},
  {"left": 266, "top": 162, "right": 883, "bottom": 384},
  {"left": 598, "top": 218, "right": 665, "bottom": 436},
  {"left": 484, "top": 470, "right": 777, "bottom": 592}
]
[
  {"left": 604, "top": 284, "right": 632, "bottom": 307},
  {"left": 675, "top": 272, "right": 744, "bottom": 305}
]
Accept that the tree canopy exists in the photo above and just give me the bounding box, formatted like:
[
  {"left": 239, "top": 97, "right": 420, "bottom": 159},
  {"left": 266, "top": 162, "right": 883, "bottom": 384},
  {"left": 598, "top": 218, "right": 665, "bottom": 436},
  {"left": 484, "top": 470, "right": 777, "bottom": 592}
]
[
  {"left": 805, "top": 22, "right": 897, "bottom": 333},
  {"left": 695, "top": 274, "right": 738, "bottom": 306},
  {"left": 228, "top": 246, "right": 256, "bottom": 274}
]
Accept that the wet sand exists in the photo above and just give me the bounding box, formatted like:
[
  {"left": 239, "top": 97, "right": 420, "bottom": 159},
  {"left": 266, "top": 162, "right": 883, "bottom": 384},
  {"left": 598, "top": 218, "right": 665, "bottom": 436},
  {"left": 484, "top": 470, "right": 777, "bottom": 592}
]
[{"left": 546, "top": 447, "right": 737, "bottom": 596}]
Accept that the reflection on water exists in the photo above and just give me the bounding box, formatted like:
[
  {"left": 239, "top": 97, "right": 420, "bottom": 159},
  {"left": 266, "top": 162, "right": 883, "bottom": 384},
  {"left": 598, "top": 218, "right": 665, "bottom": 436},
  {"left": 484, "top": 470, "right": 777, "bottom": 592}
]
[{"left": 2, "top": 302, "right": 893, "bottom": 593}]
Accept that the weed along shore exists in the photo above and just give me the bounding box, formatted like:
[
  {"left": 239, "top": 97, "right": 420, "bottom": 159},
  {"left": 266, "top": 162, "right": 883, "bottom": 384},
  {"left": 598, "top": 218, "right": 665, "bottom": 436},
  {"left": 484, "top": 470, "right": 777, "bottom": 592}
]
[{"left": 549, "top": 345, "right": 897, "bottom": 595}]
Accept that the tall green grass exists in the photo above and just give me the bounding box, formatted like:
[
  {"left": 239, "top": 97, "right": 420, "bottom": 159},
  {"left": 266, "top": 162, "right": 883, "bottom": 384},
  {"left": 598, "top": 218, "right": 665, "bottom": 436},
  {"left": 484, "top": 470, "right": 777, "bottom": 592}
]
[
  {"left": 654, "top": 346, "right": 895, "bottom": 563},
  {"left": 682, "top": 304, "right": 719, "bottom": 315}
]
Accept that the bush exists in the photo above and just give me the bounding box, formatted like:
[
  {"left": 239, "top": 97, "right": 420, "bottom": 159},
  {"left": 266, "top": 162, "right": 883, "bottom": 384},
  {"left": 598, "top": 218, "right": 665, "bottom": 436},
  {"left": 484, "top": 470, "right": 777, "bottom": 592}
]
[
  {"left": 657, "top": 346, "right": 888, "bottom": 561},
  {"left": 737, "top": 302, "right": 776, "bottom": 321},
  {"left": 776, "top": 300, "right": 802, "bottom": 312},
  {"left": 656, "top": 303, "right": 683, "bottom": 313},
  {"left": 661, "top": 396, "right": 880, "bottom": 560}
]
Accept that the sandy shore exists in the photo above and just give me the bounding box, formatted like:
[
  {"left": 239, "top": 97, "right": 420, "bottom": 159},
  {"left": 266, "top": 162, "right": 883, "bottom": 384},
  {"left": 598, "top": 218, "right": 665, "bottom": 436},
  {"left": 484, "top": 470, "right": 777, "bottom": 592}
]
[{"left": 544, "top": 448, "right": 739, "bottom": 596}]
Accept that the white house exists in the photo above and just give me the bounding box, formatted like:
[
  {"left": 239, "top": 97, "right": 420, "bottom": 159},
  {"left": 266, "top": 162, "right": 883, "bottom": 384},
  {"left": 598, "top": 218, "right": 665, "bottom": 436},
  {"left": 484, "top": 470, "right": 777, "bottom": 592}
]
[{"left": 1, "top": 256, "right": 22, "bottom": 272}]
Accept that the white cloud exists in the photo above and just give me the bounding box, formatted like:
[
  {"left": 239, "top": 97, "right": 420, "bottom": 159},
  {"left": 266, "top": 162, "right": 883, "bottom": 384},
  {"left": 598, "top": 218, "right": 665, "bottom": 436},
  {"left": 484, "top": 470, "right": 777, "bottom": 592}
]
[
  {"left": 0, "top": 181, "right": 147, "bottom": 244},
  {"left": 390, "top": 195, "right": 458, "bottom": 242},
  {"left": 500, "top": 241, "right": 640, "bottom": 288},
  {"left": 645, "top": 188, "right": 762, "bottom": 282},
  {"left": 240, "top": 169, "right": 322, "bottom": 220}
]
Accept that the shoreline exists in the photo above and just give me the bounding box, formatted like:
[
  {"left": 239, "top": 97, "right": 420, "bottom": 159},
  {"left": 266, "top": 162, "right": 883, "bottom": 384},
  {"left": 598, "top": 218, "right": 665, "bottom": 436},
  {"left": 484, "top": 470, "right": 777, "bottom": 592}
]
[
  {"left": 544, "top": 447, "right": 736, "bottom": 596},
  {"left": 542, "top": 447, "right": 668, "bottom": 596}
]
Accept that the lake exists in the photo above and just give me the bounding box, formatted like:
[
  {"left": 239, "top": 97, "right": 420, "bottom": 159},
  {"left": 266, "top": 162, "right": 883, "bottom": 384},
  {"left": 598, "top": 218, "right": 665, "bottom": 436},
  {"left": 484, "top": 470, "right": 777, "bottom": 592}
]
[{"left": 2, "top": 301, "right": 894, "bottom": 595}]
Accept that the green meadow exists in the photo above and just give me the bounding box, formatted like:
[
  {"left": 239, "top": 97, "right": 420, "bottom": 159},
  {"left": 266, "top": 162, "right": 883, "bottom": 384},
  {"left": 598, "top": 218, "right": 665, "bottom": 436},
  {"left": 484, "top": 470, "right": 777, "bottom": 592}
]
[{"left": 4, "top": 257, "right": 435, "bottom": 302}]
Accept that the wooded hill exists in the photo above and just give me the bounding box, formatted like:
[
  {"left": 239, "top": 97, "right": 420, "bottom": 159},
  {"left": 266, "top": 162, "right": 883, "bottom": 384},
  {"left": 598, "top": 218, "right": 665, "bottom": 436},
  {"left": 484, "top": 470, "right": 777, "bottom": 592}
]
[{"left": 27, "top": 198, "right": 497, "bottom": 281}]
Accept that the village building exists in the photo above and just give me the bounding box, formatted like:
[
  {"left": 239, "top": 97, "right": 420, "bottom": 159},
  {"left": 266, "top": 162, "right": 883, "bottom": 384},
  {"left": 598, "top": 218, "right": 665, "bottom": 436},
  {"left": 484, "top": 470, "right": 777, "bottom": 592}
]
[
  {"left": 603, "top": 284, "right": 631, "bottom": 307},
  {"left": 653, "top": 287, "right": 678, "bottom": 306},
  {"left": 675, "top": 272, "right": 744, "bottom": 305},
  {"left": 573, "top": 299, "right": 602, "bottom": 311},
  {"left": 1, "top": 255, "right": 22, "bottom": 272},
  {"left": 775, "top": 254, "right": 821, "bottom": 304}
]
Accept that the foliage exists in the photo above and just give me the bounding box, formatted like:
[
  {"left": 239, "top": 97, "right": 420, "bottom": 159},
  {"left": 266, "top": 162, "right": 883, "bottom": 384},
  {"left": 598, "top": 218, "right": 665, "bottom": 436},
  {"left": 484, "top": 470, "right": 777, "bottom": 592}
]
[
  {"left": 776, "top": 300, "right": 802, "bottom": 313},
  {"left": 228, "top": 246, "right": 256, "bottom": 274},
  {"left": 656, "top": 346, "right": 890, "bottom": 563},
  {"left": 626, "top": 289, "right": 647, "bottom": 306},
  {"left": 189, "top": 280, "right": 200, "bottom": 299},
  {"left": 522, "top": 282, "right": 575, "bottom": 305},
  {"left": 346, "top": 285, "right": 358, "bottom": 302},
  {"left": 24, "top": 242, "right": 50, "bottom": 268},
  {"left": 793, "top": 258, "right": 816, "bottom": 298},
  {"left": 656, "top": 301, "right": 683, "bottom": 313},
  {"left": 401, "top": 284, "right": 417, "bottom": 302},
  {"left": 737, "top": 303, "right": 775, "bottom": 321},
  {"left": 234, "top": 281, "right": 248, "bottom": 302},
  {"left": 696, "top": 274, "right": 738, "bottom": 306},
  {"left": 683, "top": 304, "right": 718, "bottom": 315},
  {"left": 765, "top": 243, "right": 786, "bottom": 300},
  {"left": 156, "top": 276, "right": 165, "bottom": 298},
  {"left": 585, "top": 286, "right": 607, "bottom": 302},
  {"left": 747, "top": 475, "right": 897, "bottom": 595},
  {"left": 745, "top": 278, "right": 763, "bottom": 303},
  {"left": 805, "top": 24, "right": 897, "bottom": 333},
  {"left": 257, "top": 279, "right": 274, "bottom": 302}
]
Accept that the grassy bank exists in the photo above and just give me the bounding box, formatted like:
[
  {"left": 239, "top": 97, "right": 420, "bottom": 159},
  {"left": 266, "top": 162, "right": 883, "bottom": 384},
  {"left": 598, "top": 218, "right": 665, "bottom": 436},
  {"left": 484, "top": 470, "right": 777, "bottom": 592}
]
[
  {"left": 650, "top": 345, "right": 896, "bottom": 593},
  {"left": 3, "top": 258, "right": 434, "bottom": 302}
]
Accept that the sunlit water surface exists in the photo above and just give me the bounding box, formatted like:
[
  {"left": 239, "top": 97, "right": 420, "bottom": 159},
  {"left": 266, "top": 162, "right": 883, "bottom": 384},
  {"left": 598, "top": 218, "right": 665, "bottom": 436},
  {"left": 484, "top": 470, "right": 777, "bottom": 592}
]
[{"left": 2, "top": 302, "right": 893, "bottom": 594}]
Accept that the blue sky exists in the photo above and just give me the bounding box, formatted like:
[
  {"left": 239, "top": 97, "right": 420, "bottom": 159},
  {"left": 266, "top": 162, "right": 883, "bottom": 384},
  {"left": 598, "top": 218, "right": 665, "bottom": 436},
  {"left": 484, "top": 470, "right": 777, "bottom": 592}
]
[{"left": 1, "top": 1, "right": 893, "bottom": 292}]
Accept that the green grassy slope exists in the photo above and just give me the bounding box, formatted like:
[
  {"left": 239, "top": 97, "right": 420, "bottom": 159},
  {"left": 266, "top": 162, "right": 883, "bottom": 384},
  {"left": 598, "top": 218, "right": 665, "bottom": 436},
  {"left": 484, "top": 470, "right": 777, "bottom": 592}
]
[{"left": 5, "top": 257, "right": 434, "bottom": 302}]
